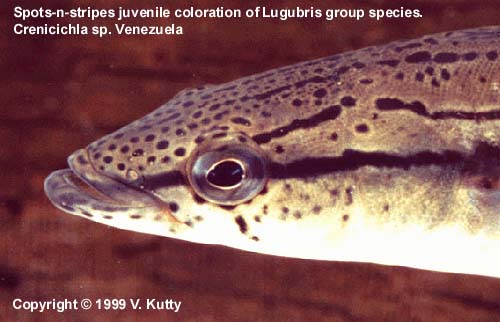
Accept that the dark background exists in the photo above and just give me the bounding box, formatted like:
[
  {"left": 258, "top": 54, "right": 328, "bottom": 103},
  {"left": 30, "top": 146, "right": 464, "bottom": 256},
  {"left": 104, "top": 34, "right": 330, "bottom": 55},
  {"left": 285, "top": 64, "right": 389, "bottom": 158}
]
[{"left": 2, "top": 0, "right": 500, "bottom": 321}]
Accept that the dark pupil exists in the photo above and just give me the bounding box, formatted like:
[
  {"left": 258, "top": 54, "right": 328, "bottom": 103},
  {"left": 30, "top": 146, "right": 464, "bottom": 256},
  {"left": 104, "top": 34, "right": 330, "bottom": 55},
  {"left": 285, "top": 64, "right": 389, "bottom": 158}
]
[{"left": 207, "top": 160, "right": 244, "bottom": 187}]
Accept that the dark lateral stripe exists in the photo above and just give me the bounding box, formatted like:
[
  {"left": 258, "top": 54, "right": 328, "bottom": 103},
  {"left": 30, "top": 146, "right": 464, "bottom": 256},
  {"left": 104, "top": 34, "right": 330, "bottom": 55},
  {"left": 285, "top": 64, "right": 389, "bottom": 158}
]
[
  {"left": 252, "top": 105, "right": 342, "bottom": 144},
  {"left": 375, "top": 98, "right": 500, "bottom": 120},
  {"left": 269, "top": 149, "right": 464, "bottom": 179},
  {"left": 142, "top": 170, "right": 186, "bottom": 189}
]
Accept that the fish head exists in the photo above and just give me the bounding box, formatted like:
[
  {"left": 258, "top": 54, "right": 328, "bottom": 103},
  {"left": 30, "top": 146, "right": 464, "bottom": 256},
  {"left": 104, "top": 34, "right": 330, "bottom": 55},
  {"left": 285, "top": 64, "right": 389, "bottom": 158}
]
[{"left": 45, "top": 85, "right": 311, "bottom": 252}]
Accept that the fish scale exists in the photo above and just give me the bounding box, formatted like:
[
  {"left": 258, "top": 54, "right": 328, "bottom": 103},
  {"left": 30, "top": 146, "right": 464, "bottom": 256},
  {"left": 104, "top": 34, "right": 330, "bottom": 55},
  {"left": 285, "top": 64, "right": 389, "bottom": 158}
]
[{"left": 45, "top": 26, "right": 500, "bottom": 278}]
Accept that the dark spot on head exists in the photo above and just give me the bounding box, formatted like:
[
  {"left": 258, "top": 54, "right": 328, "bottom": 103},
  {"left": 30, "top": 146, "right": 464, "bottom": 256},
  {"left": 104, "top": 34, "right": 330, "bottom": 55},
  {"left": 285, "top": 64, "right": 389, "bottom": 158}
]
[
  {"left": 479, "top": 76, "right": 486, "bottom": 83},
  {"left": 182, "top": 101, "right": 194, "bottom": 108},
  {"left": 212, "top": 132, "right": 227, "bottom": 139},
  {"left": 214, "top": 110, "right": 230, "bottom": 120},
  {"left": 313, "top": 88, "right": 327, "bottom": 98},
  {"left": 345, "top": 187, "right": 353, "bottom": 205},
  {"left": 383, "top": 204, "right": 390, "bottom": 212},
  {"left": 352, "top": 61, "right": 366, "bottom": 69},
  {"left": 81, "top": 211, "right": 93, "bottom": 217},
  {"left": 169, "top": 202, "right": 179, "bottom": 213},
  {"left": 103, "top": 156, "right": 113, "bottom": 163},
  {"left": 235, "top": 215, "right": 248, "bottom": 234},
  {"left": 433, "top": 52, "right": 459, "bottom": 63},
  {"left": 192, "top": 111, "right": 202, "bottom": 119},
  {"left": 405, "top": 51, "right": 432, "bottom": 63},
  {"left": 330, "top": 132, "right": 338, "bottom": 141},
  {"left": 312, "top": 205, "right": 321, "bottom": 214},
  {"left": 77, "top": 155, "right": 89, "bottom": 165},
  {"left": 415, "top": 72, "right": 424, "bottom": 82},
  {"left": 120, "top": 146, "right": 130, "bottom": 153},
  {"left": 130, "top": 214, "right": 142, "bottom": 219},
  {"left": 117, "top": 163, "right": 125, "bottom": 171},
  {"left": 275, "top": 145, "right": 284, "bottom": 154},
  {"left": 355, "top": 124, "right": 369, "bottom": 133},
  {"left": 424, "top": 66, "right": 434, "bottom": 76},
  {"left": 251, "top": 236, "right": 260, "bottom": 241},
  {"left": 342, "top": 214, "right": 349, "bottom": 222},
  {"left": 424, "top": 38, "right": 439, "bottom": 45},
  {"left": 441, "top": 69, "right": 450, "bottom": 81},
  {"left": 161, "top": 156, "right": 170, "bottom": 163},
  {"left": 194, "top": 136, "right": 205, "bottom": 144},
  {"left": 463, "top": 52, "right": 478, "bottom": 61},
  {"left": 394, "top": 72, "right": 404, "bottom": 80},
  {"left": 231, "top": 117, "right": 251, "bottom": 127},
  {"left": 292, "top": 98, "right": 302, "bottom": 107},
  {"left": 282, "top": 207, "right": 289, "bottom": 214},
  {"left": 359, "top": 78, "right": 373, "bottom": 84},
  {"left": 175, "top": 129, "right": 186, "bottom": 136},
  {"left": 263, "top": 205, "right": 268, "bottom": 215},
  {"left": 254, "top": 215, "right": 261, "bottom": 223},
  {"left": 130, "top": 137, "right": 139, "bottom": 143},
  {"left": 147, "top": 156, "right": 156, "bottom": 164},
  {"left": 144, "top": 134, "right": 155, "bottom": 142},
  {"left": 340, "top": 96, "right": 356, "bottom": 107},
  {"left": 161, "top": 127, "right": 170, "bottom": 133},
  {"left": 156, "top": 140, "right": 169, "bottom": 150},
  {"left": 174, "top": 148, "right": 186, "bottom": 157},
  {"left": 293, "top": 211, "right": 302, "bottom": 219},
  {"left": 486, "top": 51, "right": 498, "bottom": 61},
  {"left": 209, "top": 104, "right": 221, "bottom": 111},
  {"left": 93, "top": 152, "right": 101, "bottom": 160},
  {"left": 431, "top": 78, "right": 440, "bottom": 87},
  {"left": 108, "top": 144, "right": 117, "bottom": 151},
  {"left": 132, "top": 149, "right": 144, "bottom": 157}
]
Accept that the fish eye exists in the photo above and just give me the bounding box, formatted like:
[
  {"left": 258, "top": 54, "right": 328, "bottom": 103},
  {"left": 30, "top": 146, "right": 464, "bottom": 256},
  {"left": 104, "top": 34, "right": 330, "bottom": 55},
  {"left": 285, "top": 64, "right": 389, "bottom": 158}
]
[
  {"left": 206, "top": 159, "right": 245, "bottom": 189},
  {"left": 189, "top": 145, "right": 268, "bottom": 205}
]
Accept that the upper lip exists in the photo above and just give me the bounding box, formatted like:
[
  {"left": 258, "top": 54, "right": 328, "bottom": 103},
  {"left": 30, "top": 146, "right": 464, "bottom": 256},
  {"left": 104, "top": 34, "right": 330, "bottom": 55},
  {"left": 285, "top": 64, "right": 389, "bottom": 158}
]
[
  {"left": 69, "top": 148, "right": 163, "bottom": 206},
  {"left": 45, "top": 148, "right": 162, "bottom": 210}
]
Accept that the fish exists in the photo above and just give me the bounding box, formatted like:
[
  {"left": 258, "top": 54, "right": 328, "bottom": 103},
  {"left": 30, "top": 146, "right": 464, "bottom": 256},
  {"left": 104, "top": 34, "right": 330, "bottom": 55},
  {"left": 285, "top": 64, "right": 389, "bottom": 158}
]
[{"left": 45, "top": 26, "right": 500, "bottom": 278}]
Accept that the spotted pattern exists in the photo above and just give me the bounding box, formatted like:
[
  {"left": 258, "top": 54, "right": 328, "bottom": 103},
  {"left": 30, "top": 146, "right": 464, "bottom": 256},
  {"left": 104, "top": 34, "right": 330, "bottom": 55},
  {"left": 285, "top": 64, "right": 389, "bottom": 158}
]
[{"left": 44, "top": 27, "right": 500, "bottom": 276}]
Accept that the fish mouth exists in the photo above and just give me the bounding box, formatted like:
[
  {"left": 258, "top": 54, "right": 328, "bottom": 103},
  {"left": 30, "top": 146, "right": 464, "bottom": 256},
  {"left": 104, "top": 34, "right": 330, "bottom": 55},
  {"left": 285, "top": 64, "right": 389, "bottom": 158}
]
[{"left": 44, "top": 149, "right": 168, "bottom": 220}]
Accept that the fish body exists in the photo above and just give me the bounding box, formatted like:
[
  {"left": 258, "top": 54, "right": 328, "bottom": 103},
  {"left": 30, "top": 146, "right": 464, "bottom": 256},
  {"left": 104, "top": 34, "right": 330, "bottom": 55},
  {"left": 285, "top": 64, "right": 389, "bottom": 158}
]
[{"left": 45, "top": 26, "right": 500, "bottom": 277}]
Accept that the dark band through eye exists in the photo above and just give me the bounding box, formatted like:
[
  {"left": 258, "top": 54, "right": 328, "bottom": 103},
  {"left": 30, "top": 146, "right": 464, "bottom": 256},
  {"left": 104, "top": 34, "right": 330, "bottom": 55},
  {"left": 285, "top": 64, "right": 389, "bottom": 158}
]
[{"left": 207, "top": 160, "right": 244, "bottom": 188}]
